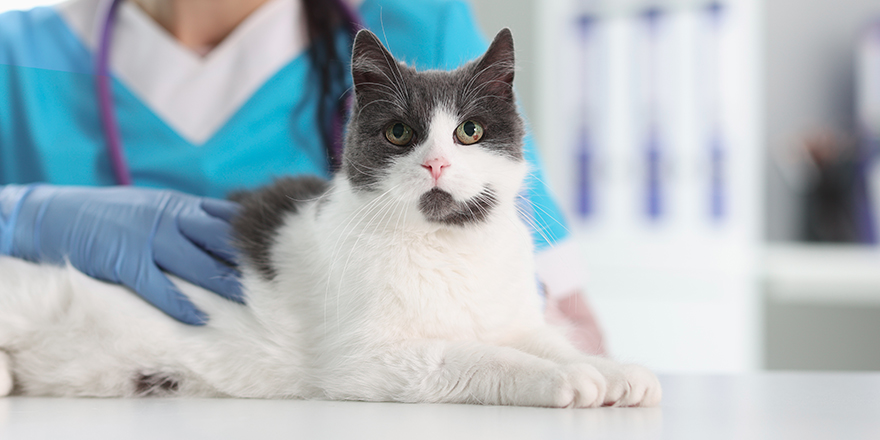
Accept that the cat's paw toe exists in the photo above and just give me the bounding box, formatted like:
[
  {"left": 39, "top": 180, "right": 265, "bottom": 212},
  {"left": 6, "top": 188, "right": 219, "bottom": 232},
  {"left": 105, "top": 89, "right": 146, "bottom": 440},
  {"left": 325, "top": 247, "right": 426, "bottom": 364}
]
[
  {"left": 528, "top": 364, "right": 605, "bottom": 408},
  {"left": 522, "top": 367, "right": 573, "bottom": 408},
  {"left": 626, "top": 365, "right": 662, "bottom": 407},
  {"left": 561, "top": 364, "right": 606, "bottom": 408},
  {"left": 605, "top": 365, "right": 661, "bottom": 407},
  {"left": 545, "top": 376, "right": 578, "bottom": 408}
]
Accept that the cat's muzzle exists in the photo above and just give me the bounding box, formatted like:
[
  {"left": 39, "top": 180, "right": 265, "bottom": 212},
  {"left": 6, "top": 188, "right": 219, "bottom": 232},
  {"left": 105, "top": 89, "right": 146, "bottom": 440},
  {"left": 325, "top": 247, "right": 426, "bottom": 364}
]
[{"left": 417, "top": 187, "right": 498, "bottom": 226}]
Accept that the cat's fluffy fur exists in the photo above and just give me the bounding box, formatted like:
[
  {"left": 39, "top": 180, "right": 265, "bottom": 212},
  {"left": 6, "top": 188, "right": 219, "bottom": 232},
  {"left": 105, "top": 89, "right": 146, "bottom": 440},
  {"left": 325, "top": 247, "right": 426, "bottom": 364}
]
[{"left": 0, "top": 29, "right": 660, "bottom": 407}]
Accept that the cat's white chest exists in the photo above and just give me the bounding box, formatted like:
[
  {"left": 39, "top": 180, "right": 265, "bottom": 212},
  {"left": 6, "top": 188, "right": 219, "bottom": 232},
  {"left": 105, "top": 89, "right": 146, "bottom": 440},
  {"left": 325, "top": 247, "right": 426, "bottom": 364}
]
[
  {"left": 344, "top": 225, "right": 538, "bottom": 342},
  {"left": 280, "top": 183, "right": 543, "bottom": 349}
]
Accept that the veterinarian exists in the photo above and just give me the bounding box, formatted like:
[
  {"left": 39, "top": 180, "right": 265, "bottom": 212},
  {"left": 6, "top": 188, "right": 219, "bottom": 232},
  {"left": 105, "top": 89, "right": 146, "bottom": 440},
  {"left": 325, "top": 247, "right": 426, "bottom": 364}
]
[{"left": 0, "top": 0, "right": 604, "bottom": 353}]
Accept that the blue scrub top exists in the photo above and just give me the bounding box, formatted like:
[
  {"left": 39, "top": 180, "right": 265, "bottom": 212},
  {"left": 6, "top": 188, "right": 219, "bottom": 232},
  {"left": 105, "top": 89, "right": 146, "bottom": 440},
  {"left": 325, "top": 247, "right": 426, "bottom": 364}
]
[{"left": 0, "top": 0, "right": 569, "bottom": 250}]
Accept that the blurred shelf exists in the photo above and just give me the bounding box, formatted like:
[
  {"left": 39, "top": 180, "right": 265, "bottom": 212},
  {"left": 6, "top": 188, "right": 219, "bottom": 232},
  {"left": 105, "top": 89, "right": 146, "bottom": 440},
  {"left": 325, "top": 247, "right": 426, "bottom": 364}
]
[{"left": 764, "top": 244, "right": 880, "bottom": 305}]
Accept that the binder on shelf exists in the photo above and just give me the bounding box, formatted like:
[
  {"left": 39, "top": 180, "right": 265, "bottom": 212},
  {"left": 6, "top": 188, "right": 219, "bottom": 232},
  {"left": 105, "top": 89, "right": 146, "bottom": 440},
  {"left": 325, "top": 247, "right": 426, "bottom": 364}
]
[{"left": 858, "top": 20, "right": 880, "bottom": 244}]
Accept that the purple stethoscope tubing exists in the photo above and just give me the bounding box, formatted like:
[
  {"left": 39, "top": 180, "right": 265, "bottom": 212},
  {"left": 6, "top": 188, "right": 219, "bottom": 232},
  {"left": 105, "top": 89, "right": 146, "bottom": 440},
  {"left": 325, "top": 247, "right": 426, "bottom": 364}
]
[
  {"left": 94, "top": 0, "right": 129, "bottom": 185},
  {"left": 94, "top": 0, "right": 363, "bottom": 185}
]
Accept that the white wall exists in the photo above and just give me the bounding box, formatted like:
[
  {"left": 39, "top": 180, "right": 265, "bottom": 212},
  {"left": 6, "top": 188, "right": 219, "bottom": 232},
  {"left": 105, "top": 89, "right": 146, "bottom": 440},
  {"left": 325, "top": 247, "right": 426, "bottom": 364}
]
[{"left": 469, "top": 0, "right": 539, "bottom": 128}]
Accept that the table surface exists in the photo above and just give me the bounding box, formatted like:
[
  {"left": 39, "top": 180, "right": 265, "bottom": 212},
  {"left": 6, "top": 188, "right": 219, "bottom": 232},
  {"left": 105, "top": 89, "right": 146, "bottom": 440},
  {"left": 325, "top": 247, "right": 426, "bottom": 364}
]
[{"left": 2, "top": 373, "right": 879, "bottom": 440}]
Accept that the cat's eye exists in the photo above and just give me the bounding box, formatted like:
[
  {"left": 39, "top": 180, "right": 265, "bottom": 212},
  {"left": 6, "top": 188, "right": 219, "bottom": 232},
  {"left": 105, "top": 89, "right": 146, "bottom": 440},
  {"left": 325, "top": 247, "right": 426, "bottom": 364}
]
[
  {"left": 385, "top": 122, "right": 414, "bottom": 146},
  {"left": 455, "top": 120, "right": 484, "bottom": 145}
]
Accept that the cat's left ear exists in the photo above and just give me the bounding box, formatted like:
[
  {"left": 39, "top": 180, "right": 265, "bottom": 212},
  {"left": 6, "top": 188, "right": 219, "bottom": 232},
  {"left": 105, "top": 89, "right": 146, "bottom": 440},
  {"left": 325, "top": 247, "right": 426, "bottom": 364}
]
[
  {"left": 351, "top": 29, "right": 399, "bottom": 98},
  {"left": 470, "top": 28, "right": 516, "bottom": 103}
]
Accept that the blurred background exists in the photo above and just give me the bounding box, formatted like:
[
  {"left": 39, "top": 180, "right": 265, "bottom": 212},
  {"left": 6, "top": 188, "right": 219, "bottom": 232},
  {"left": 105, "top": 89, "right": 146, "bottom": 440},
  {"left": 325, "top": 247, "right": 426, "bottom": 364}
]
[
  {"left": 469, "top": 0, "right": 880, "bottom": 373},
  {"left": 3, "top": 0, "right": 880, "bottom": 374}
]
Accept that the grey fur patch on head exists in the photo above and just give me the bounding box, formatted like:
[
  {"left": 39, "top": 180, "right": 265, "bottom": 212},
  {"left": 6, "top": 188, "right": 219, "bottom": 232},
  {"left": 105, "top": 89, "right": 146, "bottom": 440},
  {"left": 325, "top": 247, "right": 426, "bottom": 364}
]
[
  {"left": 229, "top": 177, "right": 329, "bottom": 280},
  {"left": 418, "top": 187, "right": 498, "bottom": 226},
  {"left": 343, "top": 28, "right": 525, "bottom": 191}
]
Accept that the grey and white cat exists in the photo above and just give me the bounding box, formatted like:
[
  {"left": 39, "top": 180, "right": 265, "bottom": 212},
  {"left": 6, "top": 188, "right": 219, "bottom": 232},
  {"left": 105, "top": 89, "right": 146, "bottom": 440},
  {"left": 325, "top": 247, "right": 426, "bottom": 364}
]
[{"left": 0, "top": 29, "right": 660, "bottom": 407}]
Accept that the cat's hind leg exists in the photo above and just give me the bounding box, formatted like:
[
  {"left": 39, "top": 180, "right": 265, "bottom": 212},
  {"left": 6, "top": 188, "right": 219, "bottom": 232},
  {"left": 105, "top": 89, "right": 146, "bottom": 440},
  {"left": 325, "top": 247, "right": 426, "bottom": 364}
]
[{"left": 0, "top": 351, "right": 12, "bottom": 396}]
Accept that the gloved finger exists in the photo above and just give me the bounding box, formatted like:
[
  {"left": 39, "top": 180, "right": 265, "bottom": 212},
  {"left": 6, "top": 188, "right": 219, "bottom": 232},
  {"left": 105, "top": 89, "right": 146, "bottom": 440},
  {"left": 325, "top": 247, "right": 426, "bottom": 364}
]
[
  {"left": 127, "top": 262, "right": 209, "bottom": 326},
  {"left": 178, "top": 210, "right": 239, "bottom": 265},
  {"left": 201, "top": 198, "right": 240, "bottom": 222},
  {"left": 154, "top": 238, "right": 245, "bottom": 304}
]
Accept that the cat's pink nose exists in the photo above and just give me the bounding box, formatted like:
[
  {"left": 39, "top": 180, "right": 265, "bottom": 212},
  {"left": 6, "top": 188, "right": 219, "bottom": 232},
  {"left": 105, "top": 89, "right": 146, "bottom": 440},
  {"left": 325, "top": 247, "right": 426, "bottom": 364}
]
[{"left": 422, "top": 157, "right": 450, "bottom": 182}]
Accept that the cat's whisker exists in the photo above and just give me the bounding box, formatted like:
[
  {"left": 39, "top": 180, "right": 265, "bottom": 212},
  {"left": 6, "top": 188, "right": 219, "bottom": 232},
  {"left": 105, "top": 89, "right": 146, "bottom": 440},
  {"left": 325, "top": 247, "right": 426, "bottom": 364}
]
[
  {"left": 326, "top": 198, "right": 391, "bottom": 328},
  {"left": 385, "top": 197, "right": 407, "bottom": 238},
  {"left": 460, "top": 195, "right": 482, "bottom": 223},
  {"left": 391, "top": 195, "right": 408, "bottom": 243},
  {"left": 514, "top": 205, "right": 557, "bottom": 250},
  {"left": 522, "top": 213, "right": 562, "bottom": 247},
  {"left": 327, "top": 188, "right": 398, "bottom": 279},
  {"left": 511, "top": 215, "right": 552, "bottom": 250},
  {"left": 356, "top": 98, "right": 407, "bottom": 118},
  {"left": 323, "top": 186, "right": 401, "bottom": 325},
  {"left": 333, "top": 193, "right": 399, "bottom": 336},
  {"left": 374, "top": 192, "right": 400, "bottom": 236},
  {"left": 373, "top": 58, "right": 408, "bottom": 103},
  {"left": 344, "top": 161, "right": 398, "bottom": 185},
  {"left": 462, "top": 61, "right": 514, "bottom": 105},
  {"left": 461, "top": 76, "right": 514, "bottom": 105},
  {"left": 346, "top": 159, "right": 390, "bottom": 177},
  {"left": 465, "top": 94, "right": 512, "bottom": 108},
  {"left": 325, "top": 186, "right": 396, "bottom": 258},
  {"left": 326, "top": 186, "right": 400, "bottom": 258},
  {"left": 375, "top": 40, "right": 410, "bottom": 102},
  {"left": 399, "top": 197, "right": 409, "bottom": 243},
  {"left": 283, "top": 194, "right": 325, "bottom": 204},
  {"left": 340, "top": 84, "right": 356, "bottom": 98},
  {"left": 356, "top": 89, "right": 407, "bottom": 111},
  {"left": 516, "top": 190, "right": 571, "bottom": 238},
  {"left": 512, "top": 206, "right": 542, "bottom": 234},
  {"left": 382, "top": 62, "right": 406, "bottom": 100},
  {"left": 354, "top": 52, "right": 407, "bottom": 103},
  {"left": 354, "top": 81, "right": 401, "bottom": 95},
  {"left": 463, "top": 60, "right": 511, "bottom": 95},
  {"left": 468, "top": 76, "right": 512, "bottom": 94}
]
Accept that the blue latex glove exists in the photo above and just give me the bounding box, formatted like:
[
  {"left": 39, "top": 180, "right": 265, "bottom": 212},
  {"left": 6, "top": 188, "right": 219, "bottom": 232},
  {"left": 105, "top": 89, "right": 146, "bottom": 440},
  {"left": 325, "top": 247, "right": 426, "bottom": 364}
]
[{"left": 0, "top": 184, "right": 243, "bottom": 325}]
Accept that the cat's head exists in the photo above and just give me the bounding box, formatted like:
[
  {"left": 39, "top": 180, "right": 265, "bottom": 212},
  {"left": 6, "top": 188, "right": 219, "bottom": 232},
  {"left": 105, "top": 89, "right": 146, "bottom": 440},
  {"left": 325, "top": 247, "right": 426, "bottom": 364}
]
[{"left": 343, "top": 28, "right": 526, "bottom": 228}]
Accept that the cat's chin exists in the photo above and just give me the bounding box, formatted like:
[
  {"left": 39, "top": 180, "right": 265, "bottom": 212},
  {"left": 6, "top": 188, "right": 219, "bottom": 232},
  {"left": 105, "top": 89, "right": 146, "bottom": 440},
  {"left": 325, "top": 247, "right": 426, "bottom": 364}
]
[{"left": 417, "top": 187, "right": 497, "bottom": 226}]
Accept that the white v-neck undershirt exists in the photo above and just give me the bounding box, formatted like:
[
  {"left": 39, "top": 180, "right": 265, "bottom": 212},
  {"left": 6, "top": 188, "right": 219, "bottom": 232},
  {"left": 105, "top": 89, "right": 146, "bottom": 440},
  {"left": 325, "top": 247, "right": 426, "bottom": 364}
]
[{"left": 57, "top": 0, "right": 307, "bottom": 145}]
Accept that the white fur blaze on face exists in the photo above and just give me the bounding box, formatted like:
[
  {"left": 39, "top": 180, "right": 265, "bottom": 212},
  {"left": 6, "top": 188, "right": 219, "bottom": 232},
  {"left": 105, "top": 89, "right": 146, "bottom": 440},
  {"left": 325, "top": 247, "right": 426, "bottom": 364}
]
[
  {"left": 384, "top": 107, "right": 528, "bottom": 221},
  {"left": 417, "top": 109, "right": 458, "bottom": 188}
]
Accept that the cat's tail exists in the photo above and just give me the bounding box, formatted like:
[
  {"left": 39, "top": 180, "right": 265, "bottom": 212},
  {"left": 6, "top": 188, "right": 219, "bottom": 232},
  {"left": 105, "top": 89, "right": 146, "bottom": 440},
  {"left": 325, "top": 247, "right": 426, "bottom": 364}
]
[{"left": 0, "top": 256, "right": 69, "bottom": 397}]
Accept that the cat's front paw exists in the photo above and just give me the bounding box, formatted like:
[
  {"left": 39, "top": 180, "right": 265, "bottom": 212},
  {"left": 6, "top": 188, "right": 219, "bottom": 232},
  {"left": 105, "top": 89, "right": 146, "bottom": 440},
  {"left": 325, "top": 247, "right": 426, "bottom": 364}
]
[
  {"left": 602, "top": 364, "right": 662, "bottom": 407},
  {"left": 526, "top": 364, "right": 606, "bottom": 408},
  {"left": 561, "top": 364, "right": 608, "bottom": 408}
]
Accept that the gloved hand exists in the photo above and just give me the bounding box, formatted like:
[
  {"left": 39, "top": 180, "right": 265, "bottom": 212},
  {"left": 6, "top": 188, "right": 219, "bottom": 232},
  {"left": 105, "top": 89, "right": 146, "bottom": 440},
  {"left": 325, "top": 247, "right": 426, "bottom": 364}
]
[{"left": 0, "top": 184, "right": 243, "bottom": 325}]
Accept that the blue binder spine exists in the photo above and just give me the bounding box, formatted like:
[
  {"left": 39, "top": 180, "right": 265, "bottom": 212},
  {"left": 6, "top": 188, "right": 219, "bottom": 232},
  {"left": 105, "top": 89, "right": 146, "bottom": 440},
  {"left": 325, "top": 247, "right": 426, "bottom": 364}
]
[
  {"left": 706, "top": 2, "right": 726, "bottom": 221},
  {"left": 643, "top": 8, "right": 663, "bottom": 220},
  {"left": 575, "top": 14, "right": 596, "bottom": 219}
]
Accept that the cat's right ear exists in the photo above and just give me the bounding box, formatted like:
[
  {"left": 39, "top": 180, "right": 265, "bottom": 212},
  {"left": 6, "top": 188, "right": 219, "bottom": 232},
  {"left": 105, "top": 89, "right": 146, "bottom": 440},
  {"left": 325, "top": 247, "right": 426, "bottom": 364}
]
[
  {"left": 351, "top": 30, "right": 399, "bottom": 97},
  {"left": 470, "top": 28, "right": 516, "bottom": 103}
]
